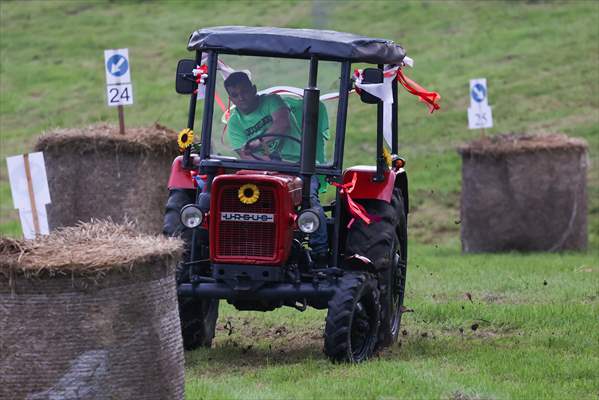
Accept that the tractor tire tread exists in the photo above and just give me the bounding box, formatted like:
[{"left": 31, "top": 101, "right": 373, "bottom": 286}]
[{"left": 324, "top": 273, "right": 380, "bottom": 363}]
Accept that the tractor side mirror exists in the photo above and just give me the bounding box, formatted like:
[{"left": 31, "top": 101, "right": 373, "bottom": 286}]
[
  {"left": 175, "top": 59, "right": 196, "bottom": 94},
  {"left": 359, "top": 68, "right": 384, "bottom": 104}
]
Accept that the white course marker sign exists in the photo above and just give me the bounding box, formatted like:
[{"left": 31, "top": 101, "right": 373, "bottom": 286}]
[
  {"left": 468, "top": 78, "right": 493, "bottom": 129},
  {"left": 104, "top": 48, "right": 133, "bottom": 107},
  {"left": 6, "top": 152, "right": 51, "bottom": 239}
]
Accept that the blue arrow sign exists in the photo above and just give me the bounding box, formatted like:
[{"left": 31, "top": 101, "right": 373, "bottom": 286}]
[
  {"left": 471, "top": 83, "right": 486, "bottom": 103},
  {"left": 106, "top": 54, "right": 129, "bottom": 77}
]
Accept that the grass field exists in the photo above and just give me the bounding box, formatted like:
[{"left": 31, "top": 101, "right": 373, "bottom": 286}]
[{"left": 1, "top": 1, "right": 598, "bottom": 399}]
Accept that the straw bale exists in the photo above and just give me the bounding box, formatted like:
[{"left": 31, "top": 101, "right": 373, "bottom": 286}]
[
  {"left": 459, "top": 133, "right": 588, "bottom": 252},
  {"left": 0, "top": 221, "right": 185, "bottom": 400},
  {"left": 458, "top": 133, "right": 588, "bottom": 156},
  {"left": 0, "top": 219, "right": 183, "bottom": 277},
  {"left": 35, "top": 123, "right": 178, "bottom": 155},
  {"left": 34, "top": 123, "right": 180, "bottom": 234}
]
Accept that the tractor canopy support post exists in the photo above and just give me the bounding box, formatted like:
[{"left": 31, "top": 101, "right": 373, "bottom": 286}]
[
  {"left": 300, "top": 56, "right": 320, "bottom": 209},
  {"left": 308, "top": 55, "right": 318, "bottom": 87},
  {"left": 331, "top": 61, "right": 352, "bottom": 269},
  {"left": 333, "top": 61, "right": 351, "bottom": 171},
  {"left": 392, "top": 73, "right": 398, "bottom": 154},
  {"left": 183, "top": 50, "right": 203, "bottom": 169},
  {"left": 199, "top": 51, "right": 218, "bottom": 164},
  {"left": 374, "top": 64, "right": 386, "bottom": 182}
]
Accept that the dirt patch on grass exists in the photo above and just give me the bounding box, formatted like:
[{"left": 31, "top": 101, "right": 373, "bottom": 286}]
[
  {"left": 575, "top": 265, "right": 599, "bottom": 273},
  {"left": 187, "top": 327, "right": 324, "bottom": 374},
  {"left": 185, "top": 313, "right": 326, "bottom": 373},
  {"left": 397, "top": 317, "right": 519, "bottom": 343},
  {"left": 431, "top": 292, "right": 527, "bottom": 305},
  {"left": 383, "top": 324, "right": 522, "bottom": 363},
  {"left": 480, "top": 292, "right": 508, "bottom": 304},
  {"left": 581, "top": 296, "right": 597, "bottom": 304},
  {"left": 449, "top": 391, "right": 490, "bottom": 400}
]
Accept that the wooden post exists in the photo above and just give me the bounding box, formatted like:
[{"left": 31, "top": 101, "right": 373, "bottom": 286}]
[
  {"left": 23, "top": 153, "right": 40, "bottom": 237},
  {"left": 118, "top": 105, "right": 125, "bottom": 134}
]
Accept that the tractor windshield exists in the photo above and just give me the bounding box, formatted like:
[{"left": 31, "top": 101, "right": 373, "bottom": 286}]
[{"left": 208, "top": 55, "right": 339, "bottom": 167}]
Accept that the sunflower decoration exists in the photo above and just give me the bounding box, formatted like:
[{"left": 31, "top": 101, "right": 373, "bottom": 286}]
[
  {"left": 238, "top": 183, "right": 260, "bottom": 205},
  {"left": 177, "top": 128, "right": 194, "bottom": 151}
]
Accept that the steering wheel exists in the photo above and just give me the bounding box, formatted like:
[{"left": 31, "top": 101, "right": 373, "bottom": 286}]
[{"left": 242, "top": 133, "right": 302, "bottom": 161}]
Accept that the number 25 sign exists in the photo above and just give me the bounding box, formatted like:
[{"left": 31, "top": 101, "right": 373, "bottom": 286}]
[
  {"left": 467, "top": 78, "right": 493, "bottom": 130},
  {"left": 104, "top": 49, "right": 134, "bottom": 106}
]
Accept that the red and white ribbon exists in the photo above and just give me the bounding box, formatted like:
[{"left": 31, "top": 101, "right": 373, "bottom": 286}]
[
  {"left": 352, "top": 66, "right": 397, "bottom": 148},
  {"left": 331, "top": 172, "right": 380, "bottom": 228},
  {"left": 353, "top": 63, "right": 441, "bottom": 148},
  {"left": 396, "top": 68, "right": 441, "bottom": 113}
]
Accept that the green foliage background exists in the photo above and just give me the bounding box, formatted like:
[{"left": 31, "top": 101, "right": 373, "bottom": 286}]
[{"left": 1, "top": 1, "right": 598, "bottom": 399}]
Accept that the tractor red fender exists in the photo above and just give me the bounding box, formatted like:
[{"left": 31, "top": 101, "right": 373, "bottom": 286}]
[
  {"left": 342, "top": 166, "right": 396, "bottom": 203},
  {"left": 167, "top": 156, "right": 196, "bottom": 190}
]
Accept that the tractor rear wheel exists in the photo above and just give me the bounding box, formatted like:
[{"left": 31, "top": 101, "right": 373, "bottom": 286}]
[
  {"left": 344, "top": 189, "right": 407, "bottom": 350},
  {"left": 377, "top": 249, "right": 406, "bottom": 349},
  {"left": 324, "top": 272, "right": 380, "bottom": 363},
  {"left": 164, "top": 189, "right": 219, "bottom": 350},
  {"left": 378, "top": 189, "right": 407, "bottom": 349}
]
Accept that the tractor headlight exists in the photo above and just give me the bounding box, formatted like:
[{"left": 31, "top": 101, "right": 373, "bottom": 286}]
[
  {"left": 180, "top": 204, "right": 203, "bottom": 228},
  {"left": 297, "top": 209, "right": 320, "bottom": 234}
]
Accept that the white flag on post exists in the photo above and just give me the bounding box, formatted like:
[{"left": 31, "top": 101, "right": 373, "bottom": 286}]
[
  {"left": 6, "top": 152, "right": 51, "bottom": 239},
  {"left": 353, "top": 65, "right": 398, "bottom": 149}
]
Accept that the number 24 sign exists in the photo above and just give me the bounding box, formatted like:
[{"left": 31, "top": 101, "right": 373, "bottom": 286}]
[{"left": 106, "top": 84, "right": 133, "bottom": 107}]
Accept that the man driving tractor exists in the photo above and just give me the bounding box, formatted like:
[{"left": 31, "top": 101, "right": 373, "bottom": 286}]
[
  {"left": 225, "top": 72, "right": 301, "bottom": 161},
  {"left": 224, "top": 71, "right": 329, "bottom": 265}
]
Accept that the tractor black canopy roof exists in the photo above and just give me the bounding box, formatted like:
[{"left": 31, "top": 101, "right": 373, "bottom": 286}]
[{"left": 187, "top": 26, "right": 406, "bottom": 64}]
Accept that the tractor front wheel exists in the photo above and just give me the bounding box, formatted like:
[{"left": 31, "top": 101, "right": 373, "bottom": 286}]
[
  {"left": 324, "top": 272, "right": 380, "bottom": 363},
  {"left": 178, "top": 294, "right": 219, "bottom": 350},
  {"left": 164, "top": 189, "right": 219, "bottom": 350}
]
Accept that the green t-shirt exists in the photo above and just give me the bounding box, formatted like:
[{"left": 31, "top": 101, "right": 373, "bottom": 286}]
[
  {"left": 228, "top": 94, "right": 302, "bottom": 162},
  {"left": 283, "top": 97, "right": 329, "bottom": 164},
  {"left": 283, "top": 97, "right": 330, "bottom": 192}
]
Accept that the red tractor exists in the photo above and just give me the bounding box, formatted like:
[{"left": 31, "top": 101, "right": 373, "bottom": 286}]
[{"left": 164, "top": 26, "right": 439, "bottom": 363}]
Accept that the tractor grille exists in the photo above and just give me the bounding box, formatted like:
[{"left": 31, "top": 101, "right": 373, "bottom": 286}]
[{"left": 217, "top": 187, "right": 276, "bottom": 258}]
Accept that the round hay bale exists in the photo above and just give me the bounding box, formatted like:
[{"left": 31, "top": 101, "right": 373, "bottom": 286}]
[
  {"left": 0, "top": 221, "right": 185, "bottom": 400},
  {"left": 34, "top": 123, "right": 179, "bottom": 234},
  {"left": 458, "top": 133, "right": 588, "bottom": 252}
]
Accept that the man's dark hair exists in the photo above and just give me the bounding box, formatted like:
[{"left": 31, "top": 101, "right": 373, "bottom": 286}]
[{"left": 224, "top": 72, "right": 253, "bottom": 90}]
